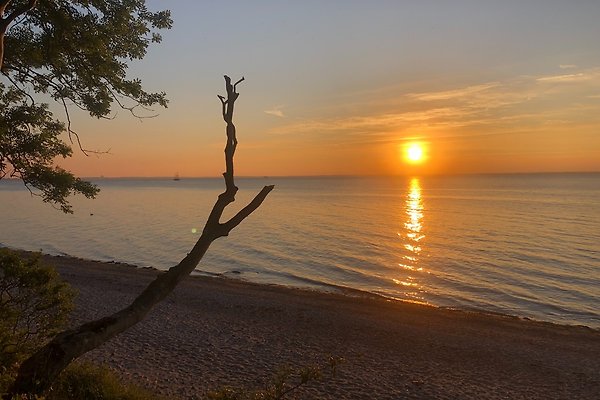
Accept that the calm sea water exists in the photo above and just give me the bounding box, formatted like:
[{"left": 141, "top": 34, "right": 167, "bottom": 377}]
[{"left": 1, "top": 174, "right": 599, "bottom": 328}]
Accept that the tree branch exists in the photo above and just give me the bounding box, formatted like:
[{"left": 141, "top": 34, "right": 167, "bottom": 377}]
[
  {"left": 221, "top": 185, "right": 274, "bottom": 235},
  {"left": 8, "top": 76, "right": 274, "bottom": 397},
  {"left": 234, "top": 76, "right": 245, "bottom": 91},
  {"left": 0, "top": 0, "right": 12, "bottom": 17},
  {"left": 59, "top": 97, "right": 110, "bottom": 156},
  {"left": 0, "top": 0, "right": 36, "bottom": 31},
  {"left": 3, "top": 71, "right": 34, "bottom": 105}
]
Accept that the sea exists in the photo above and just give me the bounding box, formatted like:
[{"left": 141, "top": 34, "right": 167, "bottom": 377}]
[{"left": 1, "top": 174, "right": 599, "bottom": 328}]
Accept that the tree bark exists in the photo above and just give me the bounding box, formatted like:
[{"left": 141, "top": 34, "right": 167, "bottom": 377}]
[{"left": 7, "top": 76, "right": 274, "bottom": 397}]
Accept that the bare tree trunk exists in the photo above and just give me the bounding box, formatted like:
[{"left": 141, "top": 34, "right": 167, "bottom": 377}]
[
  {"left": 7, "top": 76, "right": 274, "bottom": 397},
  {"left": 0, "top": 30, "right": 4, "bottom": 72}
]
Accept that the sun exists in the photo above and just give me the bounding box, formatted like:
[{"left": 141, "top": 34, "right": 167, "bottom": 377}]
[{"left": 405, "top": 143, "right": 425, "bottom": 164}]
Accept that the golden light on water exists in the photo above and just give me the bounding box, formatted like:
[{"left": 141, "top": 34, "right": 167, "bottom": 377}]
[
  {"left": 406, "top": 178, "right": 424, "bottom": 242},
  {"left": 395, "top": 178, "right": 426, "bottom": 297}
]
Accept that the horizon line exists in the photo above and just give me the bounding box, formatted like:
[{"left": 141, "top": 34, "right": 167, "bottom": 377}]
[
  {"left": 3, "top": 171, "right": 599, "bottom": 182},
  {"left": 71, "top": 170, "right": 600, "bottom": 180}
]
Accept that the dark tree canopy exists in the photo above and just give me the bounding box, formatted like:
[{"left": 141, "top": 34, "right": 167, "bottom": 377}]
[{"left": 0, "top": 0, "right": 172, "bottom": 212}]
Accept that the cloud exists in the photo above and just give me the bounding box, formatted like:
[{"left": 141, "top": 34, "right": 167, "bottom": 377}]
[
  {"left": 536, "top": 73, "right": 589, "bottom": 83},
  {"left": 406, "top": 83, "right": 500, "bottom": 101},
  {"left": 533, "top": 66, "right": 600, "bottom": 88},
  {"left": 269, "top": 107, "right": 470, "bottom": 136},
  {"left": 267, "top": 67, "right": 600, "bottom": 147},
  {"left": 264, "top": 105, "right": 285, "bottom": 118}
]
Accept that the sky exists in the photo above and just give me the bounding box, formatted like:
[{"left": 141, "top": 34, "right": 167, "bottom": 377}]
[{"left": 59, "top": 0, "right": 600, "bottom": 177}]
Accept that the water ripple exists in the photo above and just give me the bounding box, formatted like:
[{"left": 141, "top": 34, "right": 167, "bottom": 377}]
[{"left": 1, "top": 174, "right": 599, "bottom": 328}]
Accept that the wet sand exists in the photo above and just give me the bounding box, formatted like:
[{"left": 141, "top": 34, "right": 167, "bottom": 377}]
[{"left": 33, "top": 252, "right": 600, "bottom": 399}]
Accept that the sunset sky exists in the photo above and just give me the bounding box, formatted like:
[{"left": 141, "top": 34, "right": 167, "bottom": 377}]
[{"left": 59, "top": 1, "right": 600, "bottom": 177}]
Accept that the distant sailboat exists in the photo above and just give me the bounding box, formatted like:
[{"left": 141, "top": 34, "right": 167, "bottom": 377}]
[{"left": 173, "top": 173, "right": 181, "bottom": 181}]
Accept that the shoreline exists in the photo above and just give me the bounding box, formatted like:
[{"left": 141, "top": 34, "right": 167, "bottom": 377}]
[
  {"left": 12, "top": 247, "right": 598, "bottom": 332},
  {"left": 9, "top": 250, "right": 600, "bottom": 399}
]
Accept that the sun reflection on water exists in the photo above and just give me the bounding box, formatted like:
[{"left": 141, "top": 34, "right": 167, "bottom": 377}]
[{"left": 394, "top": 178, "right": 426, "bottom": 300}]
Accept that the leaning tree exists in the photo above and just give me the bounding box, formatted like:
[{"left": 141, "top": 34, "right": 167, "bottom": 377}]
[
  {"left": 1, "top": 1, "right": 274, "bottom": 396},
  {"left": 9, "top": 74, "right": 274, "bottom": 397}
]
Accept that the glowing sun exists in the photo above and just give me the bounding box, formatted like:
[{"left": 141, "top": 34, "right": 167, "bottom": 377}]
[{"left": 405, "top": 143, "right": 425, "bottom": 164}]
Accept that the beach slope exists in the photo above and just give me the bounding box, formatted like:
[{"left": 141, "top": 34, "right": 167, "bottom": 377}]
[{"left": 35, "top": 253, "right": 600, "bottom": 399}]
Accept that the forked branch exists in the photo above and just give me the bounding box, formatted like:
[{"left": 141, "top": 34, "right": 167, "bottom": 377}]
[{"left": 7, "top": 76, "right": 274, "bottom": 397}]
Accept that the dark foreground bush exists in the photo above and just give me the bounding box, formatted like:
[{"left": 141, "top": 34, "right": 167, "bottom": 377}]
[
  {"left": 1, "top": 361, "right": 163, "bottom": 400},
  {"left": 46, "top": 362, "right": 163, "bottom": 400},
  {"left": 0, "top": 249, "right": 76, "bottom": 367},
  {"left": 1, "top": 249, "right": 76, "bottom": 398}
]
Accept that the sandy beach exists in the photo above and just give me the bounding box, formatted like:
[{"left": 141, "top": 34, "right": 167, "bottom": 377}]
[{"left": 29, "top": 252, "right": 600, "bottom": 399}]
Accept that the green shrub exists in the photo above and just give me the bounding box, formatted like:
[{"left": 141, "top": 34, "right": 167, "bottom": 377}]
[
  {"left": 47, "top": 362, "right": 163, "bottom": 400},
  {"left": 0, "top": 249, "right": 76, "bottom": 368}
]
